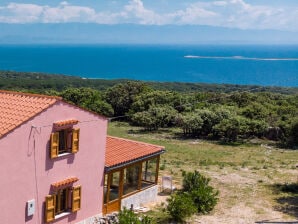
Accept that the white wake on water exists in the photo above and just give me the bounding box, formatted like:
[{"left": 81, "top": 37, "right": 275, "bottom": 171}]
[{"left": 184, "top": 55, "right": 298, "bottom": 61}]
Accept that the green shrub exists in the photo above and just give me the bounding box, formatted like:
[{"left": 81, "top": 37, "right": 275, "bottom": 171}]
[
  {"left": 118, "top": 208, "right": 155, "bottom": 224},
  {"left": 182, "top": 171, "right": 219, "bottom": 214},
  {"left": 140, "top": 215, "right": 155, "bottom": 224},
  {"left": 166, "top": 171, "right": 219, "bottom": 221},
  {"left": 167, "top": 192, "right": 197, "bottom": 222},
  {"left": 118, "top": 208, "right": 140, "bottom": 223}
]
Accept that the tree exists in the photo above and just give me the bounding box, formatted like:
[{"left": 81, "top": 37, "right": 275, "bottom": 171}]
[
  {"left": 175, "top": 113, "right": 203, "bottom": 136},
  {"left": 241, "top": 102, "right": 269, "bottom": 120},
  {"left": 131, "top": 106, "right": 177, "bottom": 130},
  {"left": 229, "top": 92, "right": 253, "bottom": 107},
  {"left": 104, "top": 81, "right": 149, "bottom": 117},
  {"left": 288, "top": 120, "right": 298, "bottom": 148},
  {"left": 213, "top": 116, "right": 248, "bottom": 142},
  {"left": 131, "top": 111, "right": 158, "bottom": 131},
  {"left": 130, "top": 90, "right": 190, "bottom": 113},
  {"left": 60, "top": 87, "right": 114, "bottom": 116},
  {"left": 149, "top": 106, "right": 177, "bottom": 128},
  {"left": 195, "top": 109, "right": 218, "bottom": 136},
  {"left": 245, "top": 119, "right": 267, "bottom": 138},
  {"left": 280, "top": 118, "right": 298, "bottom": 148},
  {"left": 213, "top": 106, "right": 234, "bottom": 121}
]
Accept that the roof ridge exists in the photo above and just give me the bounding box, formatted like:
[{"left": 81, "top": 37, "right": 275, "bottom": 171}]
[
  {"left": 107, "top": 135, "right": 164, "bottom": 149},
  {"left": 0, "top": 90, "right": 62, "bottom": 100}
]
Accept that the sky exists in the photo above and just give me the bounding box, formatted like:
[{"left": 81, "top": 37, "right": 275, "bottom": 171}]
[{"left": 0, "top": 0, "right": 298, "bottom": 32}]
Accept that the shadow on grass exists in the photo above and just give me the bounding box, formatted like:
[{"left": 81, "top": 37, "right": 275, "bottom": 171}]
[
  {"left": 217, "top": 140, "right": 246, "bottom": 146},
  {"left": 172, "top": 132, "right": 251, "bottom": 146},
  {"left": 270, "top": 183, "right": 298, "bottom": 219},
  {"left": 127, "top": 128, "right": 173, "bottom": 135}
]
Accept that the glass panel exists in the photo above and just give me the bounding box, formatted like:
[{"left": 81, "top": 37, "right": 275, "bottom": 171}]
[
  {"left": 109, "top": 171, "right": 120, "bottom": 202},
  {"left": 104, "top": 174, "right": 108, "bottom": 204},
  {"left": 55, "top": 194, "right": 59, "bottom": 214},
  {"left": 141, "top": 158, "right": 157, "bottom": 189},
  {"left": 66, "top": 129, "right": 73, "bottom": 150},
  {"left": 60, "top": 189, "right": 67, "bottom": 211},
  {"left": 58, "top": 130, "right": 66, "bottom": 153},
  {"left": 55, "top": 188, "right": 68, "bottom": 214},
  {"left": 58, "top": 129, "right": 72, "bottom": 154},
  {"left": 123, "top": 165, "right": 140, "bottom": 195}
]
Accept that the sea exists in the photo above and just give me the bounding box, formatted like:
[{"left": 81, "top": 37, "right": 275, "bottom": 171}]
[{"left": 0, "top": 44, "right": 297, "bottom": 87}]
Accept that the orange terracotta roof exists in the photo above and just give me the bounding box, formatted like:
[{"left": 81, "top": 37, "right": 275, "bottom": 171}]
[
  {"left": 54, "top": 119, "right": 79, "bottom": 127},
  {"left": 51, "top": 177, "right": 79, "bottom": 188},
  {"left": 0, "top": 90, "right": 60, "bottom": 138},
  {"left": 105, "top": 136, "right": 165, "bottom": 170}
]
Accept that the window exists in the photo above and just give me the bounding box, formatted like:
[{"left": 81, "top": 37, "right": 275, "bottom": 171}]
[
  {"left": 123, "top": 164, "right": 140, "bottom": 195},
  {"left": 103, "top": 156, "right": 161, "bottom": 208},
  {"left": 50, "top": 128, "right": 80, "bottom": 158},
  {"left": 45, "top": 186, "right": 81, "bottom": 223},
  {"left": 55, "top": 188, "right": 68, "bottom": 215},
  {"left": 141, "top": 158, "right": 158, "bottom": 189},
  {"left": 109, "top": 171, "right": 121, "bottom": 201}
]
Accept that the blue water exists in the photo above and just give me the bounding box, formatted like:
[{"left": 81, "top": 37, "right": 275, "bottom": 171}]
[{"left": 0, "top": 44, "right": 297, "bottom": 87}]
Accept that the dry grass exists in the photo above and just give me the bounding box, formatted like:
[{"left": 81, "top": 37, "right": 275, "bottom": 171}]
[{"left": 108, "top": 122, "right": 298, "bottom": 223}]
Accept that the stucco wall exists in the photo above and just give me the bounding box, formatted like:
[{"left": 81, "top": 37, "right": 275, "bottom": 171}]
[
  {"left": 121, "top": 185, "right": 158, "bottom": 209},
  {"left": 0, "top": 101, "right": 107, "bottom": 224}
]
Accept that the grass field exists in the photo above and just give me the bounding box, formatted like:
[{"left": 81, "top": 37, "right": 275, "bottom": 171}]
[{"left": 108, "top": 121, "right": 298, "bottom": 223}]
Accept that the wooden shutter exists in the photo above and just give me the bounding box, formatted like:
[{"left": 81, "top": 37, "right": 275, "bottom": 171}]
[
  {"left": 45, "top": 195, "right": 55, "bottom": 223},
  {"left": 72, "top": 185, "right": 81, "bottom": 212},
  {"left": 71, "top": 129, "right": 80, "bottom": 153},
  {"left": 50, "top": 132, "right": 59, "bottom": 158}
]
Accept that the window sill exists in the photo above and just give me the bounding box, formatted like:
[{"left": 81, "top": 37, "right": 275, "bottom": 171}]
[
  {"left": 57, "top": 152, "right": 72, "bottom": 158},
  {"left": 55, "top": 211, "right": 71, "bottom": 220}
]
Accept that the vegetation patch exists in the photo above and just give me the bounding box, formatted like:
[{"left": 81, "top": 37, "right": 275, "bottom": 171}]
[{"left": 109, "top": 121, "right": 298, "bottom": 222}]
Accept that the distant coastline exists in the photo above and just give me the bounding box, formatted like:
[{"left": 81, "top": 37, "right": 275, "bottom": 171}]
[{"left": 1, "top": 70, "right": 297, "bottom": 95}]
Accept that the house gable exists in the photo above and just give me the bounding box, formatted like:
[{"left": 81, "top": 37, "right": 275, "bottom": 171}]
[
  {"left": 0, "top": 90, "right": 108, "bottom": 224},
  {"left": 0, "top": 90, "right": 60, "bottom": 139},
  {"left": 0, "top": 90, "right": 107, "bottom": 139}
]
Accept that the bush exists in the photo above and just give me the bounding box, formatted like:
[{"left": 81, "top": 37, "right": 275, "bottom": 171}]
[
  {"left": 167, "top": 171, "right": 219, "bottom": 222},
  {"left": 118, "top": 207, "right": 155, "bottom": 224},
  {"left": 167, "top": 192, "right": 197, "bottom": 222},
  {"left": 182, "top": 171, "right": 219, "bottom": 214},
  {"left": 118, "top": 208, "right": 140, "bottom": 223}
]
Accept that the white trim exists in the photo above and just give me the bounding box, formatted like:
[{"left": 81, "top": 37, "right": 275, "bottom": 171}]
[
  {"left": 55, "top": 211, "right": 71, "bottom": 219},
  {"left": 57, "top": 152, "right": 72, "bottom": 158}
]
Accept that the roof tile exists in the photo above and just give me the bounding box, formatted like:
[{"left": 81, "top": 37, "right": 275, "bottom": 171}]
[
  {"left": 105, "top": 136, "right": 165, "bottom": 168},
  {"left": 51, "top": 177, "right": 79, "bottom": 188},
  {"left": 54, "top": 119, "right": 79, "bottom": 128},
  {"left": 0, "top": 90, "right": 60, "bottom": 138}
]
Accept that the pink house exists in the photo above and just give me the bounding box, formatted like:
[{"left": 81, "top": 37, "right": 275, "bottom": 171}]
[{"left": 0, "top": 90, "right": 164, "bottom": 224}]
